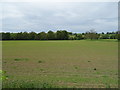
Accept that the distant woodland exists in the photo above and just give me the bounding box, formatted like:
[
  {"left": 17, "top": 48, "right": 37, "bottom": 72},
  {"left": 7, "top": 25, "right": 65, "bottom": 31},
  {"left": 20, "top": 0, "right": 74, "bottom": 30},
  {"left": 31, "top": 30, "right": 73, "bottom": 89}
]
[{"left": 1, "top": 30, "right": 120, "bottom": 40}]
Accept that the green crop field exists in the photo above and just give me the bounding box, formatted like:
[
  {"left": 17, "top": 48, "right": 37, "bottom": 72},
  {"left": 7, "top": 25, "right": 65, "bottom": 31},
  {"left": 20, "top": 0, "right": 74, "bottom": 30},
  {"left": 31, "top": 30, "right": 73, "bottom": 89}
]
[{"left": 2, "top": 39, "right": 118, "bottom": 88}]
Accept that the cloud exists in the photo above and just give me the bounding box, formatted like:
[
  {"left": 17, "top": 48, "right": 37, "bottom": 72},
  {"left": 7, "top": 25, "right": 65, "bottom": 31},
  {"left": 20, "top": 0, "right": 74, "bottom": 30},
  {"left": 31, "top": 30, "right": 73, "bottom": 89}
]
[
  {"left": 0, "top": 0, "right": 119, "bottom": 2},
  {"left": 2, "top": 3, "right": 24, "bottom": 19},
  {"left": 1, "top": 2, "right": 118, "bottom": 33}
]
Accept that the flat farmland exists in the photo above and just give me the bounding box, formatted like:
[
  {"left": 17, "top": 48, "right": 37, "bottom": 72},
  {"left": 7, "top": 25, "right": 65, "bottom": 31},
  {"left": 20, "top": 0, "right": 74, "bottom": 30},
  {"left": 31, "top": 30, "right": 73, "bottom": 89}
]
[{"left": 2, "top": 40, "right": 118, "bottom": 88}]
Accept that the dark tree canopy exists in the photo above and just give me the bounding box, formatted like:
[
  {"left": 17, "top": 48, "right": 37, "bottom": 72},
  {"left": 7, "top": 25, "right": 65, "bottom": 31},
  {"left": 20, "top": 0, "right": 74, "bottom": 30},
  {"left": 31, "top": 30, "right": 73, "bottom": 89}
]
[
  {"left": 56, "top": 30, "right": 69, "bottom": 40},
  {"left": 47, "top": 31, "right": 55, "bottom": 40},
  {"left": 39, "top": 32, "right": 47, "bottom": 40},
  {"left": 1, "top": 30, "right": 118, "bottom": 40}
]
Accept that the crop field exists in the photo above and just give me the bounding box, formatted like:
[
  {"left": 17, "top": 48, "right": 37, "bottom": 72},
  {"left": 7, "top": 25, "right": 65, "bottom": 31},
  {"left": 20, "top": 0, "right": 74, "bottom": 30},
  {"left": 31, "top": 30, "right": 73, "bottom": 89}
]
[{"left": 2, "top": 40, "right": 118, "bottom": 88}]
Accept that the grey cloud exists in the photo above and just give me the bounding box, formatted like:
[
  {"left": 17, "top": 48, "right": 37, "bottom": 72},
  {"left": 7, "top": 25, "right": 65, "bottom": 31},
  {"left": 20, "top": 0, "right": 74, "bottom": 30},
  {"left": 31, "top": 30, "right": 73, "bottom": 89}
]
[{"left": 2, "top": 2, "right": 118, "bottom": 33}]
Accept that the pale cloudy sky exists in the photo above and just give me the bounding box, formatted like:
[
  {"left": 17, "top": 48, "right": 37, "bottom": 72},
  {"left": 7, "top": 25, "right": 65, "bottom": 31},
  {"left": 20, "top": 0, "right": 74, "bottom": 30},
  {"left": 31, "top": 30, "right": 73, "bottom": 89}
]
[{"left": 0, "top": 1, "right": 118, "bottom": 33}]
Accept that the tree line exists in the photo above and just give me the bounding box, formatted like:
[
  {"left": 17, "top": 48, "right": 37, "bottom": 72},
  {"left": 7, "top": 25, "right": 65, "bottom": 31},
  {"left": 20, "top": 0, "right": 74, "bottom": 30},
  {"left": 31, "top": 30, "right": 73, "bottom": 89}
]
[{"left": 1, "top": 30, "right": 120, "bottom": 40}]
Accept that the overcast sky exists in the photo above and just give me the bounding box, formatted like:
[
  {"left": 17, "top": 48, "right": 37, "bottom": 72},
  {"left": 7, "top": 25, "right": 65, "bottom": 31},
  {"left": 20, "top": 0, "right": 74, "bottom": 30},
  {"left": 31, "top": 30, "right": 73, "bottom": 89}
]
[{"left": 1, "top": 2, "right": 118, "bottom": 33}]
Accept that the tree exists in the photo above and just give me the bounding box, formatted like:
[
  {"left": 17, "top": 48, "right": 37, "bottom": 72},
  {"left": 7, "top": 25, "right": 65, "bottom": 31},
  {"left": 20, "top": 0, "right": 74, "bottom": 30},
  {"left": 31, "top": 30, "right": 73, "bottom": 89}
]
[
  {"left": 0, "top": 33, "right": 2, "bottom": 40},
  {"left": 116, "top": 31, "right": 120, "bottom": 40},
  {"left": 109, "top": 34, "right": 116, "bottom": 39},
  {"left": 39, "top": 32, "right": 47, "bottom": 40},
  {"left": 29, "top": 32, "right": 36, "bottom": 40},
  {"left": 75, "top": 34, "right": 83, "bottom": 40},
  {"left": 100, "top": 34, "right": 110, "bottom": 39},
  {"left": 62, "top": 30, "right": 69, "bottom": 40},
  {"left": 35, "top": 33, "right": 40, "bottom": 40},
  {"left": 22, "top": 32, "right": 29, "bottom": 40},
  {"left": 68, "top": 35, "right": 74, "bottom": 40},
  {"left": 56, "top": 31, "right": 62, "bottom": 40},
  {"left": 47, "top": 31, "right": 55, "bottom": 40},
  {"left": 2, "top": 32, "right": 10, "bottom": 40},
  {"left": 10, "top": 33, "right": 17, "bottom": 40},
  {"left": 16, "top": 32, "right": 23, "bottom": 40},
  {"left": 1, "top": 31, "right": 118, "bottom": 40},
  {"left": 106, "top": 32, "right": 110, "bottom": 34},
  {"left": 102, "top": 32, "right": 104, "bottom": 34},
  {"left": 84, "top": 29, "right": 99, "bottom": 40},
  {"left": 82, "top": 33, "right": 85, "bottom": 35},
  {"left": 56, "top": 30, "right": 69, "bottom": 40},
  {"left": 68, "top": 32, "right": 73, "bottom": 35}
]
